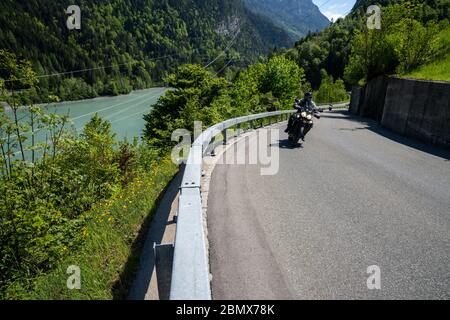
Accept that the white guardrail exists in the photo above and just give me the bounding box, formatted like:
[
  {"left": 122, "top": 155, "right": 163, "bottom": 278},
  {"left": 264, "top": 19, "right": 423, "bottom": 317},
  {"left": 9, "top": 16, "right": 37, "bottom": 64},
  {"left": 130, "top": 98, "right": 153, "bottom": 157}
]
[{"left": 169, "top": 103, "right": 349, "bottom": 300}]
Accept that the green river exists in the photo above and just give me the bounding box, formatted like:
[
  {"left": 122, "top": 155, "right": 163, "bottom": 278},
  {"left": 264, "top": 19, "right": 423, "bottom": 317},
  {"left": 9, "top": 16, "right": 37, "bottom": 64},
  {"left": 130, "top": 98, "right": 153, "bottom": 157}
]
[{"left": 3, "top": 87, "right": 167, "bottom": 158}]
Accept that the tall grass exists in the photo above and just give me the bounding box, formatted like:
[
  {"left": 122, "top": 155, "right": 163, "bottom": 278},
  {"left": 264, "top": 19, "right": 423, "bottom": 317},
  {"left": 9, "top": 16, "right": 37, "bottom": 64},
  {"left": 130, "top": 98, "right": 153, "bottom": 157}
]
[{"left": 403, "top": 25, "right": 450, "bottom": 82}]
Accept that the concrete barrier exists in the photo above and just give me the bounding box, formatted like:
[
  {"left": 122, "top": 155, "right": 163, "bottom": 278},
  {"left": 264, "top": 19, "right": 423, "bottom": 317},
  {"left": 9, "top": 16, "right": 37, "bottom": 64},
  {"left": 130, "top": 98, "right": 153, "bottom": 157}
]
[
  {"left": 359, "top": 75, "right": 389, "bottom": 122},
  {"left": 382, "top": 77, "right": 450, "bottom": 147},
  {"left": 350, "top": 76, "right": 388, "bottom": 121},
  {"left": 381, "top": 77, "right": 416, "bottom": 135},
  {"left": 349, "top": 86, "right": 361, "bottom": 115},
  {"left": 350, "top": 76, "right": 450, "bottom": 148}
]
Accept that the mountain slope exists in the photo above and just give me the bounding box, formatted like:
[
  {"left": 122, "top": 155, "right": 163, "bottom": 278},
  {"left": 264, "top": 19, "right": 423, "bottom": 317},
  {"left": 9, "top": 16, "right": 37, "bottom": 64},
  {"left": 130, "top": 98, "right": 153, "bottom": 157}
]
[
  {"left": 0, "top": 0, "right": 291, "bottom": 101},
  {"left": 351, "top": 0, "right": 401, "bottom": 12},
  {"left": 244, "top": 0, "right": 330, "bottom": 42},
  {"left": 284, "top": 0, "right": 450, "bottom": 89}
]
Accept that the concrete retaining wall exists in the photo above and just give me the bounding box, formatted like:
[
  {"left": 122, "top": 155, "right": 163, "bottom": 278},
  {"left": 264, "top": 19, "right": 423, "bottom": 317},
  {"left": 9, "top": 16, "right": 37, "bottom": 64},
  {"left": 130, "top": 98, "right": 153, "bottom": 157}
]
[
  {"left": 382, "top": 77, "right": 450, "bottom": 147},
  {"left": 350, "top": 76, "right": 450, "bottom": 147},
  {"left": 358, "top": 75, "right": 389, "bottom": 122},
  {"left": 349, "top": 86, "right": 361, "bottom": 114}
]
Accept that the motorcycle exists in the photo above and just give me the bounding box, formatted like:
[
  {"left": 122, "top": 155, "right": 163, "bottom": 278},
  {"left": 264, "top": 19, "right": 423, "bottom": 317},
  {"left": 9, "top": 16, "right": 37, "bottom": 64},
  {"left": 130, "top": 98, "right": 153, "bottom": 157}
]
[{"left": 288, "top": 109, "right": 320, "bottom": 144}]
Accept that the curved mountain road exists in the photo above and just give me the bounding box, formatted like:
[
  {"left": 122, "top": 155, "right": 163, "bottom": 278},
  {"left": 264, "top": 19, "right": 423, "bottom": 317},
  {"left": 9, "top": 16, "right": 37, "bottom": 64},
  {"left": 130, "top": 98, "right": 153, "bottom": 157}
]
[{"left": 207, "top": 111, "right": 450, "bottom": 299}]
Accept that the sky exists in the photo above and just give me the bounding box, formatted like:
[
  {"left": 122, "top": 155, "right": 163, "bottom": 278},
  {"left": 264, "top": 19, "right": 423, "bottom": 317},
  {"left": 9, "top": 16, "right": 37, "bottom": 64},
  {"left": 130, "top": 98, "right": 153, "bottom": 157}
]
[{"left": 312, "top": 0, "right": 357, "bottom": 22}]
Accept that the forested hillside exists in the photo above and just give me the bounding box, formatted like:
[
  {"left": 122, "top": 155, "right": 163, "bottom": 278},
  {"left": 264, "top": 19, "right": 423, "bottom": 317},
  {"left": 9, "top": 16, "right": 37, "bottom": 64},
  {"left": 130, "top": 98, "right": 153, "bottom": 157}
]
[
  {"left": 0, "top": 0, "right": 291, "bottom": 102},
  {"left": 285, "top": 0, "right": 450, "bottom": 90}
]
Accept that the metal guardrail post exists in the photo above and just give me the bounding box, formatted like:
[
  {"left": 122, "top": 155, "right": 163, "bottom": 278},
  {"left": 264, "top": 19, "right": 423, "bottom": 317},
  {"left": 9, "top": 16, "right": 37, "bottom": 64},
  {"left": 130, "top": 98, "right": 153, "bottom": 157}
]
[
  {"left": 222, "top": 129, "right": 228, "bottom": 145},
  {"left": 210, "top": 136, "right": 216, "bottom": 156}
]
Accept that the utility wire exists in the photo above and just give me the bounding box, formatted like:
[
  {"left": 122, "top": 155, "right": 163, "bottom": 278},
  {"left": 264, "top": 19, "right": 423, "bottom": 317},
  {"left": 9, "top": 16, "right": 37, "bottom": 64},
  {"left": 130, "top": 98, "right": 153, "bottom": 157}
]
[
  {"left": 204, "top": 28, "right": 241, "bottom": 68},
  {"left": 3, "top": 54, "right": 182, "bottom": 83},
  {"left": 3, "top": 52, "right": 221, "bottom": 83},
  {"left": 3, "top": 27, "right": 243, "bottom": 83},
  {"left": 215, "top": 59, "right": 234, "bottom": 75}
]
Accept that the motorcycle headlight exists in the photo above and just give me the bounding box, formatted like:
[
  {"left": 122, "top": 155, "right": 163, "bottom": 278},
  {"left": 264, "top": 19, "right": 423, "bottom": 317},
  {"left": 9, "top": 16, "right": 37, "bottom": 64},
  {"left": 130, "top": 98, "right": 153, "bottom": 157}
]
[
  {"left": 307, "top": 115, "right": 312, "bottom": 120},
  {"left": 301, "top": 112, "right": 307, "bottom": 117}
]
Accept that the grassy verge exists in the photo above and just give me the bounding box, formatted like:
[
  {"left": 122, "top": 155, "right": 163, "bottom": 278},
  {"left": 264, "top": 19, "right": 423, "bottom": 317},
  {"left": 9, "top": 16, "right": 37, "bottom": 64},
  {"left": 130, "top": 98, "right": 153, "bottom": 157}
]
[
  {"left": 404, "top": 56, "right": 450, "bottom": 82},
  {"left": 4, "top": 157, "right": 178, "bottom": 300},
  {"left": 403, "top": 25, "right": 450, "bottom": 82}
]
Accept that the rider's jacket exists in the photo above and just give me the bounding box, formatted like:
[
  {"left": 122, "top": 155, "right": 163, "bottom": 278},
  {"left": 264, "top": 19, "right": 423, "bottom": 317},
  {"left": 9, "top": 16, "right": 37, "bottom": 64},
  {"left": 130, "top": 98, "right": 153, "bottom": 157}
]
[{"left": 294, "top": 98, "right": 317, "bottom": 112}]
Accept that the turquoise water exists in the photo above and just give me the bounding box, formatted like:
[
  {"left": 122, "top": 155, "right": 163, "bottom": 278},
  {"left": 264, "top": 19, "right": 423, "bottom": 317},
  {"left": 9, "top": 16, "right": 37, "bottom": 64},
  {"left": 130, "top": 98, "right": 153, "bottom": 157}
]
[
  {"left": 4, "top": 87, "right": 167, "bottom": 159},
  {"left": 41, "top": 87, "right": 167, "bottom": 140}
]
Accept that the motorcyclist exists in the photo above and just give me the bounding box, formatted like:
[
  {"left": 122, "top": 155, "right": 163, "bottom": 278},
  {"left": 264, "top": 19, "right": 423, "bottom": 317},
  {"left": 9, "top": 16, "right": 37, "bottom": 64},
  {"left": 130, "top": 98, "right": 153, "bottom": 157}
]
[{"left": 285, "top": 92, "right": 318, "bottom": 140}]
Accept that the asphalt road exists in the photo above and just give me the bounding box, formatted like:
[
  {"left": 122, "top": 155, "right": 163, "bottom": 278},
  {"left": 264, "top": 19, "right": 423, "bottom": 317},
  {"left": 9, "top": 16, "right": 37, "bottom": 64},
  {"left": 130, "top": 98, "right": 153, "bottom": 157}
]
[{"left": 207, "top": 111, "right": 450, "bottom": 299}]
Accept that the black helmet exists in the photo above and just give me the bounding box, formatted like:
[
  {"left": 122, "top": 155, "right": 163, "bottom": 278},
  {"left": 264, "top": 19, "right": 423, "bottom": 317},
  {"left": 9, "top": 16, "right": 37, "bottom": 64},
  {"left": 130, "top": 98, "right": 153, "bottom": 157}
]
[{"left": 304, "top": 92, "right": 312, "bottom": 99}]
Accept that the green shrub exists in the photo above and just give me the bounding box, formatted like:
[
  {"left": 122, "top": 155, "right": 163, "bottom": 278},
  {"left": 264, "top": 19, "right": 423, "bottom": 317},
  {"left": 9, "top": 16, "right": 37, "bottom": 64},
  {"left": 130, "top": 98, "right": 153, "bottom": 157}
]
[
  {"left": 144, "top": 58, "right": 306, "bottom": 146},
  {"left": 58, "top": 78, "right": 97, "bottom": 101},
  {"left": 402, "top": 24, "right": 450, "bottom": 81},
  {"left": 315, "top": 70, "right": 348, "bottom": 103},
  {"left": 3, "top": 157, "right": 177, "bottom": 299},
  {"left": 344, "top": 3, "right": 445, "bottom": 84}
]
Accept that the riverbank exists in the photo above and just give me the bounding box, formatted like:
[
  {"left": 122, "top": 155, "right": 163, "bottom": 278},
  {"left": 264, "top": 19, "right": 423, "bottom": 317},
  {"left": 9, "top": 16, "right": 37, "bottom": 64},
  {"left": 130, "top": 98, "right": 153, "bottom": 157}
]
[
  {"left": 1, "top": 87, "right": 168, "bottom": 112},
  {"left": 2, "top": 87, "right": 168, "bottom": 143}
]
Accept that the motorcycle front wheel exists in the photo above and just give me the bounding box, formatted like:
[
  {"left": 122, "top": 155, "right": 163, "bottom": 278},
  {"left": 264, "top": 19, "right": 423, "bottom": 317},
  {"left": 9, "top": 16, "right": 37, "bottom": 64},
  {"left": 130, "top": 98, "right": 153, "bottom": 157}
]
[{"left": 293, "top": 132, "right": 301, "bottom": 144}]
